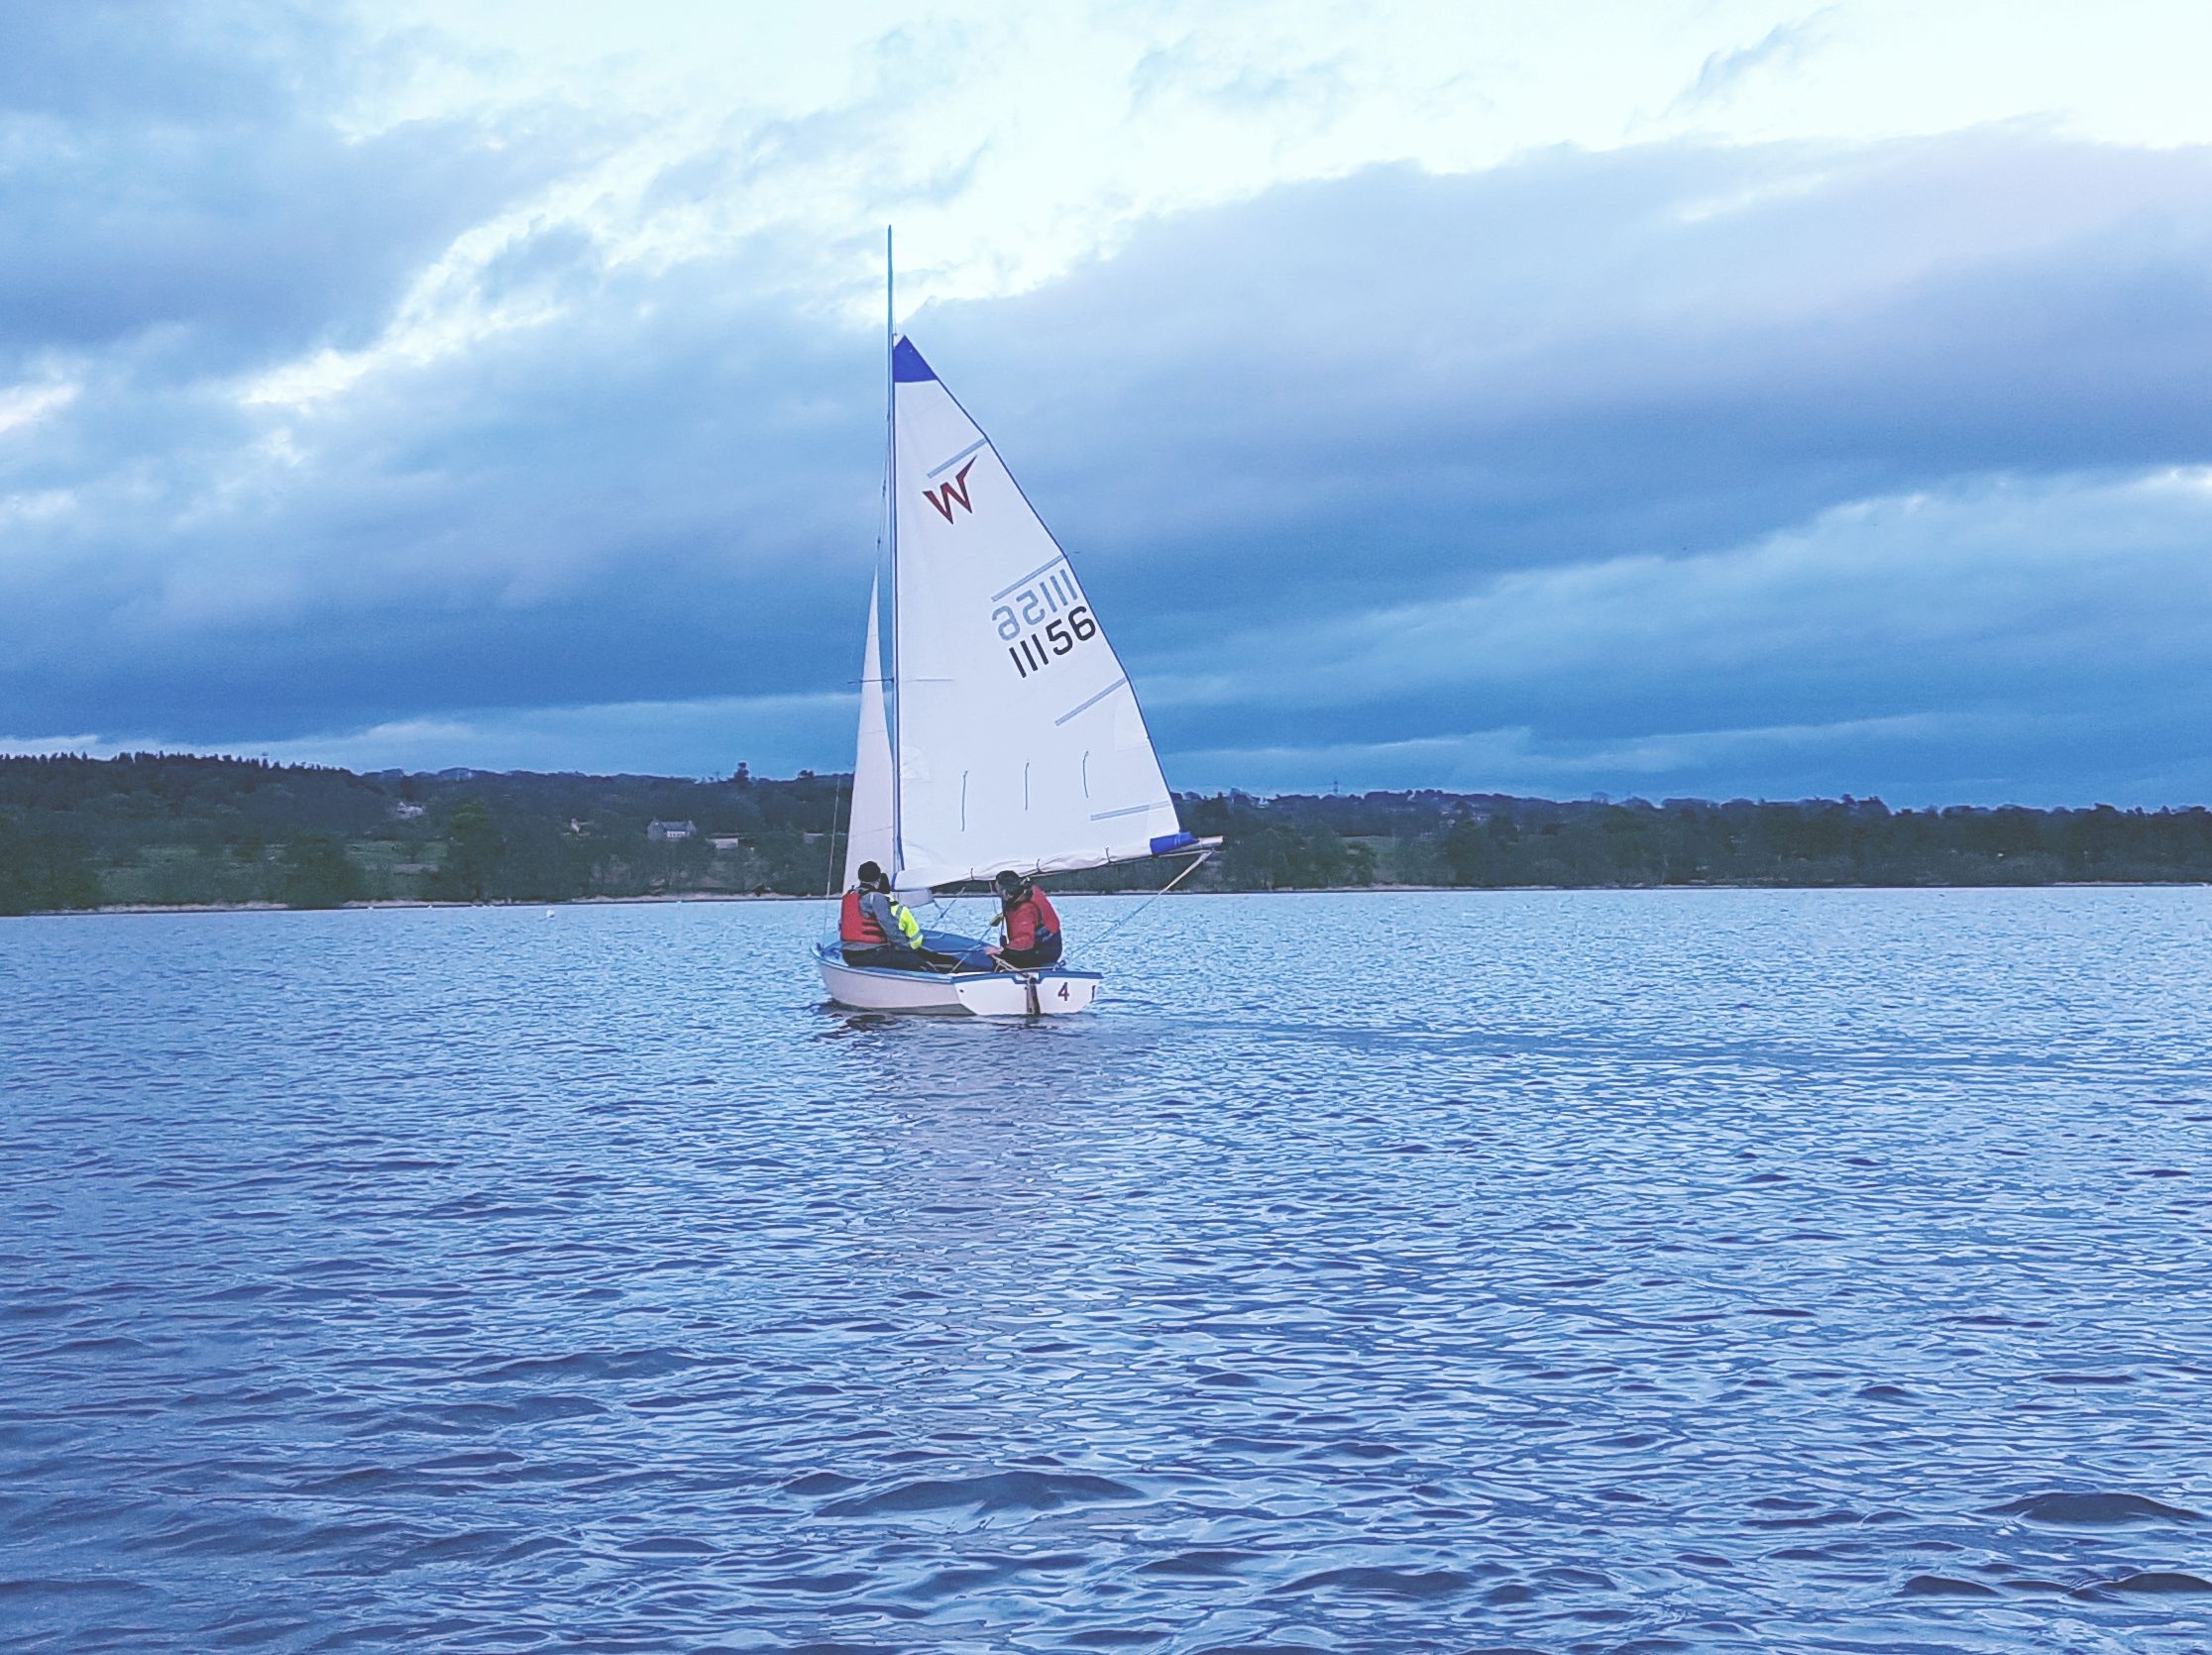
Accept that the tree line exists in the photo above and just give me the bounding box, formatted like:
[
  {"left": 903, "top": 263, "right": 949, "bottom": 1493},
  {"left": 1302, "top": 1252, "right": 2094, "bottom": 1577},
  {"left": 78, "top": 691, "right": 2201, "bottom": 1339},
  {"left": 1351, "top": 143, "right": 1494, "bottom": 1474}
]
[
  {"left": 1179, "top": 790, "right": 2212, "bottom": 891},
  {"left": 3, "top": 753, "right": 2209, "bottom": 914},
  {"left": 0, "top": 754, "right": 846, "bottom": 913}
]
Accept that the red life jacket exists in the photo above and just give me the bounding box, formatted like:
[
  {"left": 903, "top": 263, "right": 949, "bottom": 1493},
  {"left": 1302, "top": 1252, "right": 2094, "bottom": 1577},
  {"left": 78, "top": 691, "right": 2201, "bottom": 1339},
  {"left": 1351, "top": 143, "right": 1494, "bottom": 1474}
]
[
  {"left": 840, "top": 888, "right": 886, "bottom": 944},
  {"left": 1005, "top": 888, "right": 1060, "bottom": 950}
]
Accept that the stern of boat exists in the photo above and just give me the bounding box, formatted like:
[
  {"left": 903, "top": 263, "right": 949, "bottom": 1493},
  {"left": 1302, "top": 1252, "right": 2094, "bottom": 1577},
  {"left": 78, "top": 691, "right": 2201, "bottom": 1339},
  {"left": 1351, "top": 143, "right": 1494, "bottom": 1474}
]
[{"left": 952, "top": 970, "right": 1100, "bottom": 1017}]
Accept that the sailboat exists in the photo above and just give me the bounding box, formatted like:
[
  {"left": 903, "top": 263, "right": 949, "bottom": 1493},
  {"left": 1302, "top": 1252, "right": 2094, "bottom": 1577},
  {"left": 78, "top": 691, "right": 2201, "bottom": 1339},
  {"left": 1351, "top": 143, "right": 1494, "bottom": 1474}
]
[{"left": 816, "top": 235, "right": 1215, "bottom": 1017}]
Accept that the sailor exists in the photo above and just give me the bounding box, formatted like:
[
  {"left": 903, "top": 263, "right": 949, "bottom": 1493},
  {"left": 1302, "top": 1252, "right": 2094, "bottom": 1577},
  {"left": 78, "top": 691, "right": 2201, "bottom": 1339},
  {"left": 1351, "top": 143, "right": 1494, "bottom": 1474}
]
[
  {"left": 987, "top": 869, "right": 1063, "bottom": 969},
  {"left": 839, "top": 860, "right": 936, "bottom": 969}
]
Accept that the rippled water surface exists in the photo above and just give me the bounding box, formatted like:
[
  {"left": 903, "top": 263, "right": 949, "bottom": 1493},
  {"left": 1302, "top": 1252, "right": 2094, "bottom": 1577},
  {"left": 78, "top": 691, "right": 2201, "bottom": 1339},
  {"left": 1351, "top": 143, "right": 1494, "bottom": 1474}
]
[{"left": 5, "top": 889, "right": 2210, "bottom": 1652}]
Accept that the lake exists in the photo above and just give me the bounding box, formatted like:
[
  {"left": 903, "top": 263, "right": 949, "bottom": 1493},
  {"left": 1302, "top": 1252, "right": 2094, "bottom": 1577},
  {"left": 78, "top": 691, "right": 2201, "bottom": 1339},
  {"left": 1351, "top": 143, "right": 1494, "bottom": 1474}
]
[{"left": 3, "top": 889, "right": 2208, "bottom": 1651}]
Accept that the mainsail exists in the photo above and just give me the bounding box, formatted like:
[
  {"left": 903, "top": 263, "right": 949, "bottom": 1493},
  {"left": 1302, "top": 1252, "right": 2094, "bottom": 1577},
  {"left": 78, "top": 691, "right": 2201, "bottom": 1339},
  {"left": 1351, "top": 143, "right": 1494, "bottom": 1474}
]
[{"left": 842, "top": 335, "right": 1188, "bottom": 891}]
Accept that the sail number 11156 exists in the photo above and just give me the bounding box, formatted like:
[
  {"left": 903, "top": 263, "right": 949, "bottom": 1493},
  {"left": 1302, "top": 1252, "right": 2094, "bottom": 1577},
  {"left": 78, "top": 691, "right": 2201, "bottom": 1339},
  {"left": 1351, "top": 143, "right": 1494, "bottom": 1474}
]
[
  {"left": 1003, "top": 606, "right": 1097, "bottom": 678},
  {"left": 994, "top": 568, "right": 1097, "bottom": 680}
]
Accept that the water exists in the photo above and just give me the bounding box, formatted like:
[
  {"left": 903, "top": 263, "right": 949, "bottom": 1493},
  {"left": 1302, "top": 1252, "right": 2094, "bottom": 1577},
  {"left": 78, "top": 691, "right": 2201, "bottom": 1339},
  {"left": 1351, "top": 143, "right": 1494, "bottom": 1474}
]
[{"left": 3, "top": 889, "right": 2209, "bottom": 1652}]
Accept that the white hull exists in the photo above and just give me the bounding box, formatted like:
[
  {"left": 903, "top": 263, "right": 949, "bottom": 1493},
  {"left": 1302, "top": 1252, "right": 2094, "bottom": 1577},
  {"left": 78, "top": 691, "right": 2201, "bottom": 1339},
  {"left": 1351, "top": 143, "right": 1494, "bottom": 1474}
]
[{"left": 817, "top": 948, "right": 1101, "bottom": 1017}]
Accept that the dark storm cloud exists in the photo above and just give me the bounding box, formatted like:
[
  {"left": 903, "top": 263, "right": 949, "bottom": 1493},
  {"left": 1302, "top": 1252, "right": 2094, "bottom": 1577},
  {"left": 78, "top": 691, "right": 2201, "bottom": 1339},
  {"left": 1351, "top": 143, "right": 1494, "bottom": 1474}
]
[
  {"left": 920, "top": 136, "right": 2212, "bottom": 624},
  {"left": 1144, "top": 469, "right": 2212, "bottom": 804},
  {"left": 886, "top": 137, "right": 2212, "bottom": 803},
  {"left": 0, "top": 166, "right": 954, "bottom": 728},
  {"left": 5, "top": 79, "right": 2212, "bottom": 801},
  {"left": 0, "top": 250, "right": 881, "bottom": 734}
]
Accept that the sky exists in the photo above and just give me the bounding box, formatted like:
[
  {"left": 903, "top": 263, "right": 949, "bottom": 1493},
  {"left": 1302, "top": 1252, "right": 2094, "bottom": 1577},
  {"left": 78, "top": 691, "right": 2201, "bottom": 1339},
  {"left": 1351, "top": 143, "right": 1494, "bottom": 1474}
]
[{"left": 3, "top": 0, "right": 2211, "bottom": 805}]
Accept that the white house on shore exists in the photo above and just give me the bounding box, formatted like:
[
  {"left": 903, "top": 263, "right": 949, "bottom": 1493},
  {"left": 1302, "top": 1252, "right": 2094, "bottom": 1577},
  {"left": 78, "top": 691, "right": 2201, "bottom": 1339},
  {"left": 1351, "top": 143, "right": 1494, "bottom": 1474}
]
[{"left": 647, "top": 819, "right": 697, "bottom": 842}]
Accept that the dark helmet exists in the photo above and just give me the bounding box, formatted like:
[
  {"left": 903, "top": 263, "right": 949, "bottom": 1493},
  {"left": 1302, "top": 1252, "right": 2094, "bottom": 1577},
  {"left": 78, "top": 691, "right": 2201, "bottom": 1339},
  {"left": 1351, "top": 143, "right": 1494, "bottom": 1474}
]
[
  {"left": 857, "top": 860, "right": 884, "bottom": 888},
  {"left": 993, "top": 868, "right": 1029, "bottom": 901}
]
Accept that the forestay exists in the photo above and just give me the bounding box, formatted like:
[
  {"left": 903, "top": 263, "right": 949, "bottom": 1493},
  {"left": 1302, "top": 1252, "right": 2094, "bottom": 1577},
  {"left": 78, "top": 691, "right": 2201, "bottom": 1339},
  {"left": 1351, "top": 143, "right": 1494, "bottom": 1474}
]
[{"left": 887, "top": 337, "right": 1185, "bottom": 889}]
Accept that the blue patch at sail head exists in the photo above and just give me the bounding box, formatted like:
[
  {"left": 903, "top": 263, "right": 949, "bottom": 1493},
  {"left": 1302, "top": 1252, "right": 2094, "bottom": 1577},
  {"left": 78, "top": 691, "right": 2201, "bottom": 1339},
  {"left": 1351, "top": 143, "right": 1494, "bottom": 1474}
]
[{"left": 891, "top": 338, "right": 938, "bottom": 384}]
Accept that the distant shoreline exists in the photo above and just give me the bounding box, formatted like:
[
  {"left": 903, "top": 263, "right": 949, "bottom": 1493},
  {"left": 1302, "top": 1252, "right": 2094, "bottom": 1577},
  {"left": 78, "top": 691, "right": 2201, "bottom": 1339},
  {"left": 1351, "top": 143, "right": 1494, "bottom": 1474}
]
[
  {"left": 12, "top": 755, "right": 2209, "bottom": 915},
  {"left": 10, "top": 879, "right": 2207, "bottom": 920}
]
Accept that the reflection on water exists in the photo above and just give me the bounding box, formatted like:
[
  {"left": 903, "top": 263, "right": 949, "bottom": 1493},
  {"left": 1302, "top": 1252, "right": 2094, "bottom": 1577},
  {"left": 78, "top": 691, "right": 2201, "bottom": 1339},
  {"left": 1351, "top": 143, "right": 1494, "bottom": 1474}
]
[{"left": 3, "top": 889, "right": 2209, "bottom": 1651}]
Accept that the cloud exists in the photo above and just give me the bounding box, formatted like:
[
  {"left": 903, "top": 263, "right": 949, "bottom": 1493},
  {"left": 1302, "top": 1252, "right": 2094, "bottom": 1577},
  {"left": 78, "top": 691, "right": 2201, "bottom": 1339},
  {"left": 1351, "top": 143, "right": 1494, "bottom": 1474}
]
[
  {"left": 1150, "top": 470, "right": 2212, "bottom": 804},
  {"left": 1172, "top": 702, "right": 2212, "bottom": 810},
  {"left": 1172, "top": 709, "right": 1983, "bottom": 800},
  {"left": 1164, "top": 469, "right": 2212, "bottom": 712},
  {"left": 0, "top": 380, "right": 78, "bottom": 436},
  {"left": 0, "top": 7, "right": 582, "bottom": 381},
  {"left": 1674, "top": 9, "right": 1837, "bottom": 111},
  {"left": 929, "top": 135, "right": 2212, "bottom": 623},
  {"left": 5, "top": 60, "right": 2212, "bottom": 806},
  {"left": 2, "top": 689, "right": 853, "bottom": 780}
]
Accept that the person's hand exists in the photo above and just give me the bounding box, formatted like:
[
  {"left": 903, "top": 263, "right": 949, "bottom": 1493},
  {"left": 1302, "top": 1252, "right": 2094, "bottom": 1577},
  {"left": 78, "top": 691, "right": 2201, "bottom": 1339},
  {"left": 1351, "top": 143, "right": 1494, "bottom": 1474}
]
[{"left": 985, "top": 944, "right": 1002, "bottom": 958}]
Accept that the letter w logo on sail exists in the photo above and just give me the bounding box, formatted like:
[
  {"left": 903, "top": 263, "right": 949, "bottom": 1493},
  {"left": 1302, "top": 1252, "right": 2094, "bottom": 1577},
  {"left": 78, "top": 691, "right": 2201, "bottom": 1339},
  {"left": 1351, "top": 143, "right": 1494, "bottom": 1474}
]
[{"left": 923, "top": 459, "right": 979, "bottom": 523}]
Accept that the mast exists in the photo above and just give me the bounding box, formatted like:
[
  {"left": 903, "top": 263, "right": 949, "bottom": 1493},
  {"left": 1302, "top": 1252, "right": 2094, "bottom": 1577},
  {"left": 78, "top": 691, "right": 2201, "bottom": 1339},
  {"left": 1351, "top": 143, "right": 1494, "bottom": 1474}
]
[{"left": 884, "top": 225, "right": 901, "bottom": 872}]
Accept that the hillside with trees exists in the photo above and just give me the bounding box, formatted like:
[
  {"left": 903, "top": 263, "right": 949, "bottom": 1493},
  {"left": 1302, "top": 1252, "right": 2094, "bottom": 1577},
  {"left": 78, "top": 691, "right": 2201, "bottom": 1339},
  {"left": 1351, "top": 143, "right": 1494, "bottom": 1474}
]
[{"left": 3, "top": 753, "right": 2208, "bottom": 914}]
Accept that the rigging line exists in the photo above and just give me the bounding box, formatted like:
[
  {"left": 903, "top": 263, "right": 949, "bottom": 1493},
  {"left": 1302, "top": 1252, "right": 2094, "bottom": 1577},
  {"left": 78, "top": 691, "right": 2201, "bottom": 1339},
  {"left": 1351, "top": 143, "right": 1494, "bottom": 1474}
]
[{"left": 1083, "top": 849, "right": 1213, "bottom": 958}]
